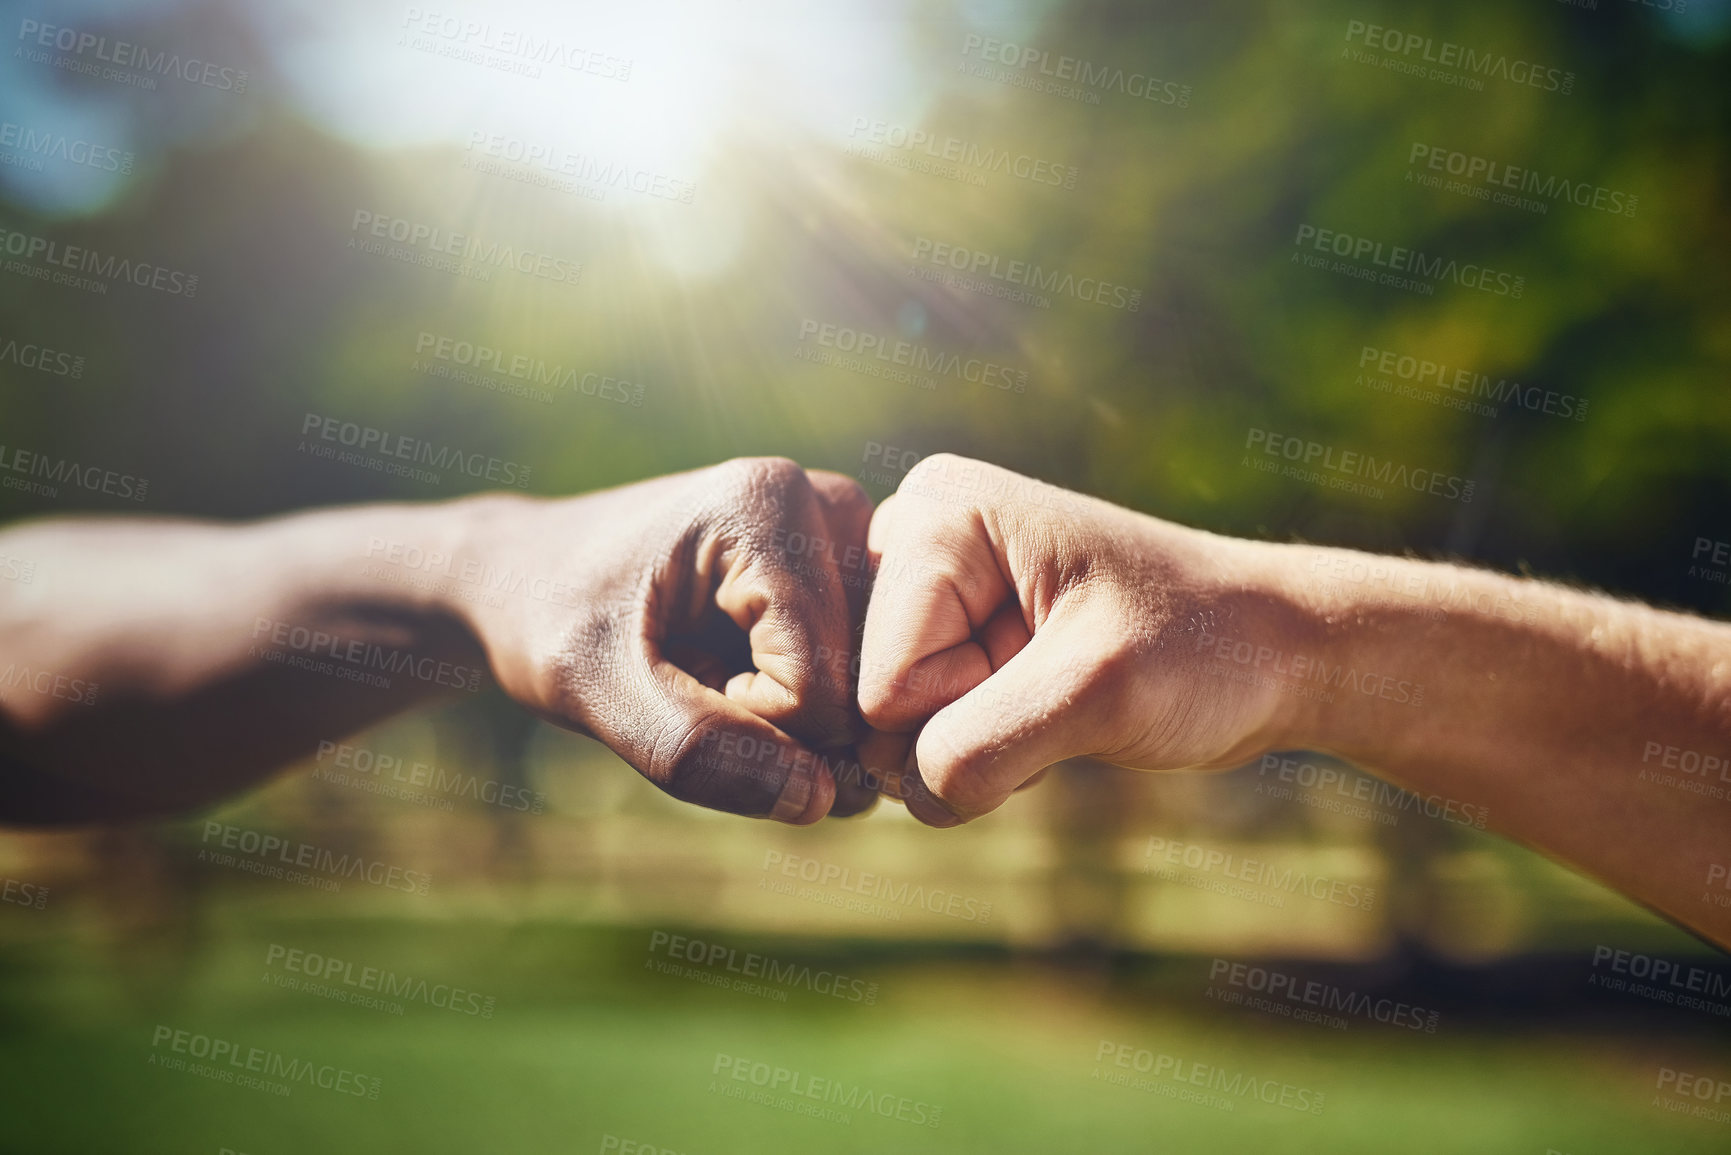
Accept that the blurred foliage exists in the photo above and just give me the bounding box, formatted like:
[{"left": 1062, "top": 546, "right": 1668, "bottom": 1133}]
[{"left": 1, "top": 0, "right": 1725, "bottom": 609}]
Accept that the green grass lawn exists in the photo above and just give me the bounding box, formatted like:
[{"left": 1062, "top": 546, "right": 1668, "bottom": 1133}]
[{"left": 0, "top": 908, "right": 1725, "bottom": 1155}]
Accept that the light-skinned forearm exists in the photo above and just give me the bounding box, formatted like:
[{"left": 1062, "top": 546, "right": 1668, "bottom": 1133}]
[{"left": 1245, "top": 541, "right": 1731, "bottom": 947}]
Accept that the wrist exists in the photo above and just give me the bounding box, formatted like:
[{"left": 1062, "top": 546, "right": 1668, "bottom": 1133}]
[
  {"left": 1172, "top": 530, "right": 1355, "bottom": 758},
  {"left": 1113, "top": 513, "right": 1335, "bottom": 766},
  {"left": 1234, "top": 535, "right": 1338, "bottom": 755},
  {"left": 409, "top": 491, "right": 565, "bottom": 644},
  {"left": 1246, "top": 541, "right": 1445, "bottom": 760},
  {"left": 299, "top": 495, "right": 530, "bottom": 652}
]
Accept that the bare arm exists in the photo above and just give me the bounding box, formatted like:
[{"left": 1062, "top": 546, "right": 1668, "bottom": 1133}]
[
  {"left": 859, "top": 454, "right": 1731, "bottom": 948},
  {"left": 0, "top": 504, "right": 482, "bottom": 820},
  {"left": 0, "top": 460, "right": 877, "bottom": 825},
  {"left": 1278, "top": 545, "right": 1731, "bottom": 947}
]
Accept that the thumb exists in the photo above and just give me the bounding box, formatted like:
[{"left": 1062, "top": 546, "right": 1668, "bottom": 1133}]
[
  {"left": 571, "top": 643, "right": 840, "bottom": 825},
  {"left": 907, "top": 605, "right": 1108, "bottom": 825}
]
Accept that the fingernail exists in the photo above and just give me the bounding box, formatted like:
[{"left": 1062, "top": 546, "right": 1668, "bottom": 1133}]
[
  {"left": 769, "top": 767, "right": 813, "bottom": 824},
  {"left": 774, "top": 765, "right": 835, "bottom": 826},
  {"left": 901, "top": 748, "right": 961, "bottom": 829}
]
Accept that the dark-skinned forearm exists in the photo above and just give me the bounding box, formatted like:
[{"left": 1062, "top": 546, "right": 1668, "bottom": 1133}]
[{"left": 0, "top": 502, "right": 491, "bottom": 822}]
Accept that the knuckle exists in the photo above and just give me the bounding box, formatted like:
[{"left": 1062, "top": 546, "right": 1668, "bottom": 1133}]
[
  {"left": 910, "top": 450, "right": 967, "bottom": 477},
  {"left": 718, "top": 455, "right": 807, "bottom": 499},
  {"left": 919, "top": 730, "right": 990, "bottom": 814},
  {"left": 713, "top": 459, "right": 822, "bottom": 559},
  {"left": 835, "top": 474, "right": 871, "bottom": 507},
  {"left": 871, "top": 529, "right": 960, "bottom": 594},
  {"left": 900, "top": 452, "right": 987, "bottom": 500},
  {"left": 811, "top": 469, "right": 871, "bottom": 509},
  {"left": 927, "top": 549, "right": 981, "bottom": 592},
  {"left": 759, "top": 672, "right": 852, "bottom": 746},
  {"left": 855, "top": 650, "right": 920, "bottom": 729},
  {"left": 856, "top": 677, "right": 901, "bottom": 730}
]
